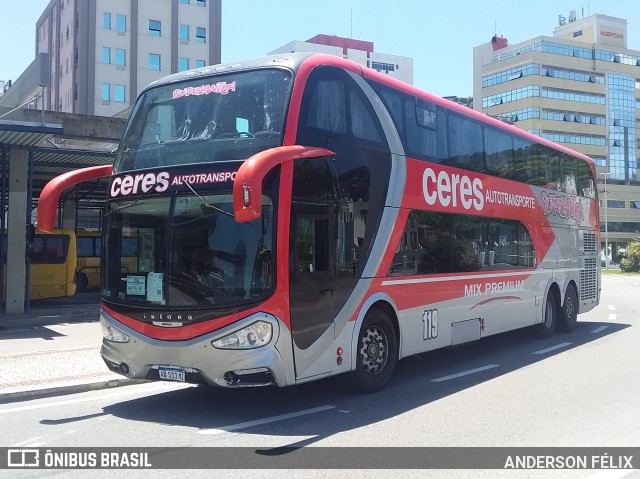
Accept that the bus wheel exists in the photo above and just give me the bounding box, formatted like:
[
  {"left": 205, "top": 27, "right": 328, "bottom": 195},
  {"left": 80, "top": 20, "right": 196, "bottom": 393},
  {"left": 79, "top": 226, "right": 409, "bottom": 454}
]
[
  {"left": 351, "top": 308, "right": 398, "bottom": 393},
  {"left": 558, "top": 285, "right": 578, "bottom": 332},
  {"left": 76, "top": 273, "right": 88, "bottom": 292},
  {"left": 535, "top": 291, "right": 557, "bottom": 338}
]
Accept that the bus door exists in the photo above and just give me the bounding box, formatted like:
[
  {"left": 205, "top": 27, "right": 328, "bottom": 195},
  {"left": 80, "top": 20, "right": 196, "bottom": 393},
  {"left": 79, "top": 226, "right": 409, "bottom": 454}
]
[
  {"left": 290, "top": 206, "right": 336, "bottom": 347},
  {"left": 289, "top": 159, "right": 340, "bottom": 376}
]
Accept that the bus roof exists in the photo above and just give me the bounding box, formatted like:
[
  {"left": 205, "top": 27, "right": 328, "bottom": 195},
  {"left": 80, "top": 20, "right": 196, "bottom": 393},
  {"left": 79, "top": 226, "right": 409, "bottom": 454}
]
[{"left": 139, "top": 52, "right": 595, "bottom": 170}]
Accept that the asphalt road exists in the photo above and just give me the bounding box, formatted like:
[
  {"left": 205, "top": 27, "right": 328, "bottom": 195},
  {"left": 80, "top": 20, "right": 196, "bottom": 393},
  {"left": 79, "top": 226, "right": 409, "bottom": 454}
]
[{"left": 1, "top": 274, "right": 639, "bottom": 478}]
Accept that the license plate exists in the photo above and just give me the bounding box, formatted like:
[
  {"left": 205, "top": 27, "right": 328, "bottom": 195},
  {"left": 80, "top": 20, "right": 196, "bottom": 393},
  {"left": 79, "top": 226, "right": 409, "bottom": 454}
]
[{"left": 158, "top": 367, "right": 186, "bottom": 382}]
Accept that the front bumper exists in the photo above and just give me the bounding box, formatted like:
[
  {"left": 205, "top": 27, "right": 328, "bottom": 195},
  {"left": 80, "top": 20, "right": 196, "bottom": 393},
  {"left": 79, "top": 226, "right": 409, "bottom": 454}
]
[{"left": 99, "top": 308, "right": 293, "bottom": 388}]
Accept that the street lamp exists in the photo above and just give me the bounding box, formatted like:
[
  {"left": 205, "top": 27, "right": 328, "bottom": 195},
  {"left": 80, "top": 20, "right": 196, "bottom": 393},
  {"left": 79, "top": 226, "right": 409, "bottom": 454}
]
[{"left": 599, "top": 172, "right": 611, "bottom": 269}]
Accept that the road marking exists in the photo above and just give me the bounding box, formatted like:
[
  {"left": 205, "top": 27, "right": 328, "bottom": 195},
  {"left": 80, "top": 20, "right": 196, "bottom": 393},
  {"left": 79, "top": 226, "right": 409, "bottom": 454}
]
[
  {"left": 532, "top": 342, "right": 571, "bottom": 355},
  {"left": 0, "top": 382, "right": 189, "bottom": 414},
  {"left": 430, "top": 364, "right": 499, "bottom": 383},
  {"left": 197, "top": 405, "right": 335, "bottom": 435},
  {"left": 587, "top": 469, "right": 636, "bottom": 479},
  {"left": 591, "top": 325, "right": 609, "bottom": 334},
  {"left": 12, "top": 437, "right": 43, "bottom": 447},
  {"left": 608, "top": 305, "right": 616, "bottom": 311},
  {"left": 608, "top": 313, "right": 617, "bottom": 320}
]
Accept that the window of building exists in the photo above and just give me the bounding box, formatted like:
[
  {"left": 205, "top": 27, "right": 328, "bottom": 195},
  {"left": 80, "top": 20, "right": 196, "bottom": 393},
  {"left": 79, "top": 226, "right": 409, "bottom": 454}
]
[
  {"left": 179, "top": 57, "right": 189, "bottom": 71},
  {"left": 607, "top": 200, "right": 625, "bottom": 208},
  {"left": 115, "top": 49, "right": 126, "bottom": 66},
  {"left": 196, "top": 0, "right": 206, "bottom": 6},
  {"left": 630, "top": 201, "right": 640, "bottom": 209},
  {"left": 115, "top": 14, "right": 126, "bottom": 32},
  {"left": 101, "top": 83, "right": 110, "bottom": 101},
  {"left": 149, "top": 53, "right": 161, "bottom": 71},
  {"left": 179, "top": 24, "right": 189, "bottom": 41},
  {"left": 196, "top": 27, "right": 206, "bottom": 43},
  {"left": 149, "top": 20, "right": 161, "bottom": 36},
  {"left": 103, "top": 12, "right": 111, "bottom": 29},
  {"left": 195, "top": 59, "right": 205, "bottom": 68},
  {"left": 371, "top": 61, "right": 395, "bottom": 73},
  {"left": 114, "top": 85, "right": 125, "bottom": 102},
  {"left": 180, "top": 0, "right": 189, "bottom": 3},
  {"left": 102, "top": 47, "right": 110, "bottom": 64}
]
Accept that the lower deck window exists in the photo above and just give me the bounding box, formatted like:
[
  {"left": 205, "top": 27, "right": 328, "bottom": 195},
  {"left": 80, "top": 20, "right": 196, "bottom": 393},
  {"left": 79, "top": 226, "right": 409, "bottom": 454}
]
[{"left": 389, "top": 211, "right": 535, "bottom": 276}]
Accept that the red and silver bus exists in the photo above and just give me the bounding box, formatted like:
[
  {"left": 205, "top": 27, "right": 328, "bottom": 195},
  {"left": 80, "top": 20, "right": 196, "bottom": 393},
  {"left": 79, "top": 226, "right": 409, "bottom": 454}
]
[{"left": 38, "top": 53, "right": 600, "bottom": 392}]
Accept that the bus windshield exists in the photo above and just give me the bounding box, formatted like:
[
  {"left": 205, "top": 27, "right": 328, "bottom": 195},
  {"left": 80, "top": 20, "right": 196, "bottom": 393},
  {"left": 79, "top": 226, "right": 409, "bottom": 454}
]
[
  {"left": 114, "top": 68, "right": 292, "bottom": 173},
  {"left": 102, "top": 194, "right": 274, "bottom": 309}
]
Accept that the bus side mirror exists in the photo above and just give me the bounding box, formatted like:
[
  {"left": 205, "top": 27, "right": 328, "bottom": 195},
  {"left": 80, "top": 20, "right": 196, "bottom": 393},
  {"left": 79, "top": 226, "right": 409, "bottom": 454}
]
[{"left": 233, "top": 145, "right": 334, "bottom": 223}]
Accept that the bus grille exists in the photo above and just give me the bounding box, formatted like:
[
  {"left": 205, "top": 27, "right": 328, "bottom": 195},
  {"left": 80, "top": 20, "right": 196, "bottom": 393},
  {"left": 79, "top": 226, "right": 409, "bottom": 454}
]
[
  {"left": 580, "top": 257, "right": 598, "bottom": 301},
  {"left": 583, "top": 233, "right": 597, "bottom": 254}
]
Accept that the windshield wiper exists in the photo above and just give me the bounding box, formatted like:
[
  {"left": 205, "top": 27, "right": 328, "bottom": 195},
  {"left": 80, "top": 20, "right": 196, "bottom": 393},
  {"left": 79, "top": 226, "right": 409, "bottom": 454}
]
[
  {"left": 104, "top": 198, "right": 144, "bottom": 217},
  {"left": 183, "top": 181, "right": 236, "bottom": 218}
]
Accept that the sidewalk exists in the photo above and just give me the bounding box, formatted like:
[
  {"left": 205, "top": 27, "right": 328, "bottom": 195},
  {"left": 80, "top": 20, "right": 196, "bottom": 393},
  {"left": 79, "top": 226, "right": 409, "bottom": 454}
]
[{"left": 0, "top": 292, "right": 139, "bottom": 403}]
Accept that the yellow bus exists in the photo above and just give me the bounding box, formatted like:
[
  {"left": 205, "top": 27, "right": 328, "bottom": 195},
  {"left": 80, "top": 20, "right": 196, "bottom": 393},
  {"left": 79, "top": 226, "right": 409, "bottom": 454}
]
[
  {"left": 29, "top": 229, "right": 77, "bottom": 299},
  {"left": 76, "top": 229, "right": 138, "bottom": 291},
  {"left": 76, "top": 229, "right": 101, "bottom": 291}
]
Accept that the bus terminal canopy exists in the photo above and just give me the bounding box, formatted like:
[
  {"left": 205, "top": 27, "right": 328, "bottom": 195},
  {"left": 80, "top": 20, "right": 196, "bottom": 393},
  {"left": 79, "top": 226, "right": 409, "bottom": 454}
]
[
  {"left": 1, "top": 119, "right": 117, "bottom": 314},
  {"left": 0, "top": 119, "right": 117, "bottom": 214}
]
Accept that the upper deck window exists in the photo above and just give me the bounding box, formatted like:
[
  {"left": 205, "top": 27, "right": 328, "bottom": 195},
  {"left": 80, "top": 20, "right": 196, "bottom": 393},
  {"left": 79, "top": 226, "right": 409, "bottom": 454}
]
[{"left": 114, "top": 68, "right": 292, "bottom": 173}]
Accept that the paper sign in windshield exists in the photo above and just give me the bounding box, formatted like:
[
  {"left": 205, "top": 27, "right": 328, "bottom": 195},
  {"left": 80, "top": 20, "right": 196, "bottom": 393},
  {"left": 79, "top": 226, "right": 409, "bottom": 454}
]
[
  {"left": 147, "top": 272, "right": 164, "bottom": 302},
  {"left": 126, "top": 276, "right": 146, "bottom": 296}
]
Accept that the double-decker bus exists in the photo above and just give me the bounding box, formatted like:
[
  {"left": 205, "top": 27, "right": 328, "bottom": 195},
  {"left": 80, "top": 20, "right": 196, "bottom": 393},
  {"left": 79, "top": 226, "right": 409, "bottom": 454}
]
[{"left": 38, "top": 53, "right": 600, "bottom": 392}]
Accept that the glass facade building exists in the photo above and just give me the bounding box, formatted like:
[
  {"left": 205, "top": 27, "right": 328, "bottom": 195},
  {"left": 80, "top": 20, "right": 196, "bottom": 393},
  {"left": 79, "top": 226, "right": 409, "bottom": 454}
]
[{"left": 473, "top": 13, "right": 640, "bottom": 258}]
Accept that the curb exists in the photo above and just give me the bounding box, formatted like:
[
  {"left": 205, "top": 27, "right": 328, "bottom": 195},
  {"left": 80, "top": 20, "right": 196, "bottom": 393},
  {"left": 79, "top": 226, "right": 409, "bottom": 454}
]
[{"left": 0, "top": 377, "right": 146, "bottom": 405}]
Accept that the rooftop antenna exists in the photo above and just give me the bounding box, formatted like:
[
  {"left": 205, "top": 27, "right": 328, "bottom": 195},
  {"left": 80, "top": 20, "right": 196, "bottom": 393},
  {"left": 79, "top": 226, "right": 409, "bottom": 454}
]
[
  {"left": 350, "top": 8, "right": 353, "bottom": 37},
  {"left": 495, "top": 19, "right": 497, "bottom": 35}
]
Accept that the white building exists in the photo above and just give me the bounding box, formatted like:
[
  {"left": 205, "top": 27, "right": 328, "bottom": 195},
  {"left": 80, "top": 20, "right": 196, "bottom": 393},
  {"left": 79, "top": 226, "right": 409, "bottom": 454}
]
[
  {"left": 35, "top": 0, "right": 221, "bottom": 116},
  {"left": 270, "top": 34, "right": 414, "bottom": 85}
]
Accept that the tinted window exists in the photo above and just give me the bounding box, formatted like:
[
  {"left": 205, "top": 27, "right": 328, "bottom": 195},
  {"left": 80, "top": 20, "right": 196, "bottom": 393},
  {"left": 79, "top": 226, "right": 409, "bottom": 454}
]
[
  {"left": 31, "top": 235, "right": 69, "bottom": 264},
  {"left": 405, "top": 98, "right": 448, "bottom": 162},
  {"left": 484, "top": 127, "right": 513, "bottom": 177},
  {"left": 389, "top": 211, "right": 535, "bottom": 276},
  {"left": 305, "top": 79, "right": 346, "bottom": 133},
  {"left": 447, "top": 113, "right": 484, "bottom": 171},
  {"left": 77, "top": 237, "right": 96, "bottom": 256}
]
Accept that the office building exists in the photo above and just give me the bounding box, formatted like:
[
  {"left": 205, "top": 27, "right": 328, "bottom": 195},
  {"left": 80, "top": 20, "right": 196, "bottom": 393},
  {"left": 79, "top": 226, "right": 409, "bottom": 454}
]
[
  {"left": 474, "top": 13, "right": 640, "bottom": 259},
  {"left": 34, "top": 0, "right": 221, "bottom": 116},
  {"left": 270, "top": 34, "right": 414, "bottom": 85}
]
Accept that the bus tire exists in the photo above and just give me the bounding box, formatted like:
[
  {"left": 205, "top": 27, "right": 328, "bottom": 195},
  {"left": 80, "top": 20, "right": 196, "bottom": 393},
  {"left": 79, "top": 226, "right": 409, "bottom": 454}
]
[
  {"left": 535, "top": 290, "right": 557, "bottom": 338},
  {"left": 351, "top": 308, "right": 398, "bottom": 393},
  {"left": 558, "top": 285, "right": 578, "bottom": 332},
  {"left": 76, "top": 273, "right": 88, "bottom": 292}
]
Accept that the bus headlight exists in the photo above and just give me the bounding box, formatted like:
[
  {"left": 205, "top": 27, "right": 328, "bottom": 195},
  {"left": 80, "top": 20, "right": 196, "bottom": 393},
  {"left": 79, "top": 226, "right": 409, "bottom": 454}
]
[
  {"left": 101, "top": 318, "right": 130, "bottom": 343},
  {"left": 212, "top": 320, "right": 273, "bottom": 349}
]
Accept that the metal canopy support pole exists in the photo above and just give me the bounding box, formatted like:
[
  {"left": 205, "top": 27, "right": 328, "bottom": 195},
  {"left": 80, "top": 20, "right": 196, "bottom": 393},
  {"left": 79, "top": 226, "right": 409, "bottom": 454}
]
[
  {"left": 0, "top": 147, "right": 6, "bottom": 313},
  {"left": 5, "top": 147, "right": 28, "bottom": 314},
  {"left": 25, "top": 149, "right": 34, "bottom": 312}
]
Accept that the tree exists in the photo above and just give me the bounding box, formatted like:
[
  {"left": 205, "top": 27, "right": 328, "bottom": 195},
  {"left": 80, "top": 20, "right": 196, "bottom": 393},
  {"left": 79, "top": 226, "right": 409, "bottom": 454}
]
[{"left": 620, "top": 237, "right": 640, "bottom": 273}]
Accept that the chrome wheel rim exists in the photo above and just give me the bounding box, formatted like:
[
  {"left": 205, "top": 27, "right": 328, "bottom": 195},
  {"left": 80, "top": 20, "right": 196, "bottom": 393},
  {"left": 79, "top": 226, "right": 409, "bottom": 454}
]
[{"left": 359, "top": 326, "right": 388, "bottom": 375}]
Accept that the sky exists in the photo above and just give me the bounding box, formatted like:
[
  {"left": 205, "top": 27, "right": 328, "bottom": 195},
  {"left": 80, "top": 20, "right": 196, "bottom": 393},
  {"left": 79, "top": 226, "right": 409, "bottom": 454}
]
[{"left": 1, "top": 0, "right": 639, "bottom": 98}]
